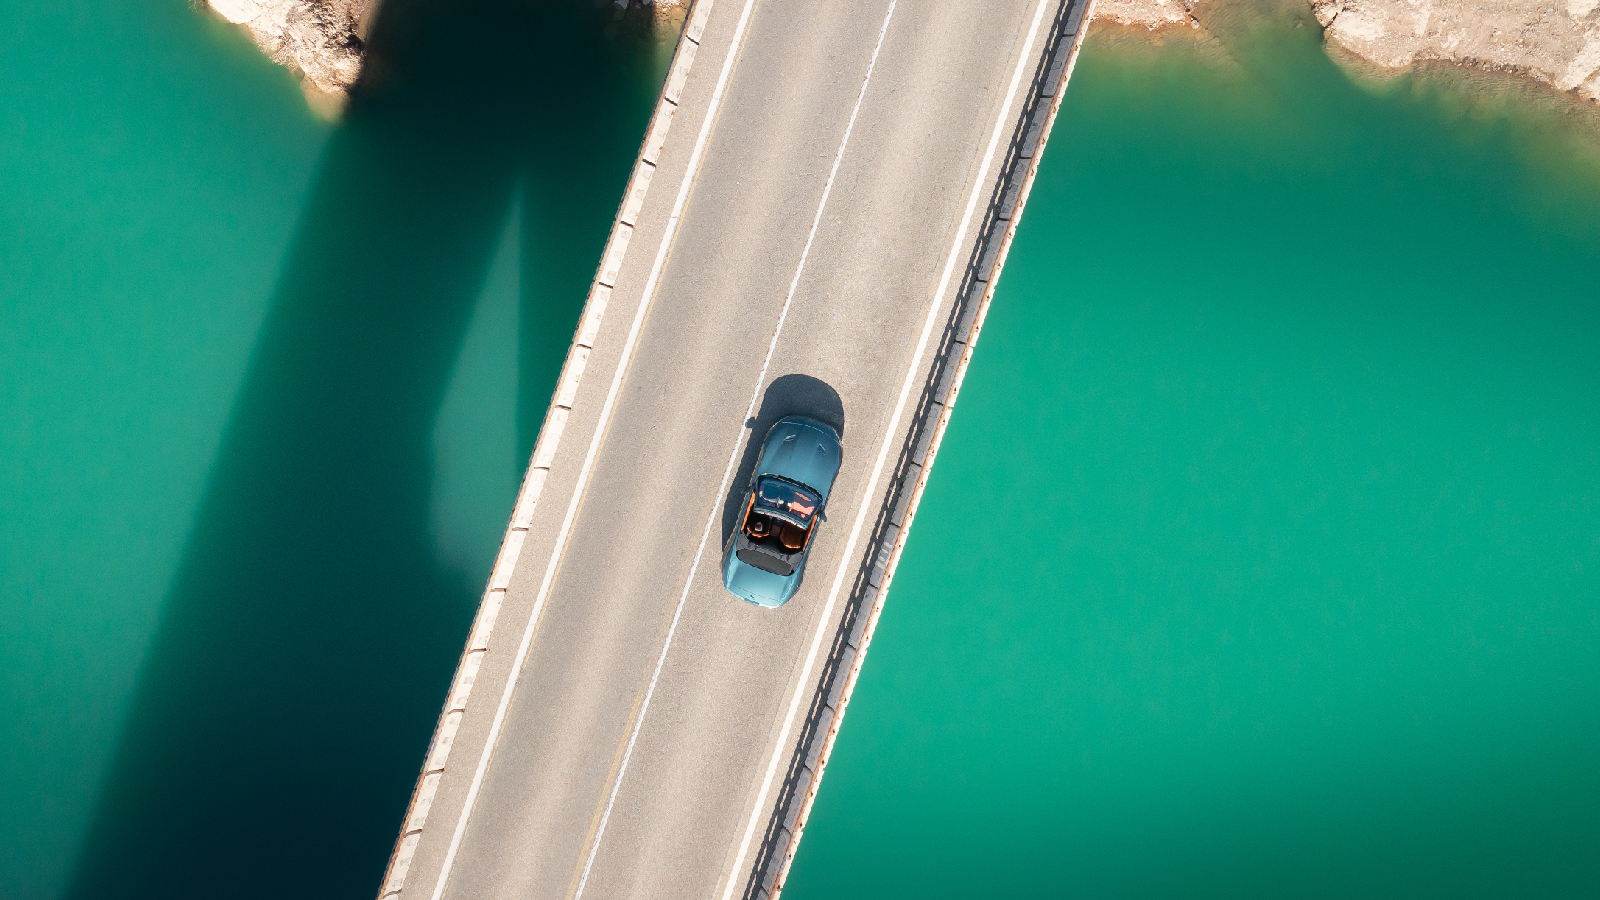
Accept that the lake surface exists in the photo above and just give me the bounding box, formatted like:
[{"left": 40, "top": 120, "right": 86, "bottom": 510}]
[
  {"left": 786, "top": 12, "right": 1600, "bottom": 900},
  {"left": 1, "top": 1, "right": 1595, "bottom": 898},
  {"left": 1, "top": 0, "right": 664, "bottom": 895}
]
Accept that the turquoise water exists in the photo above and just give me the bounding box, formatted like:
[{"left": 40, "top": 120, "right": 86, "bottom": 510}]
[
  {"left": 787, "top": 13, "right": 1600, "bottom": 900},
  {"left": 0, "top": 1, "right": 664, "bottom": 896},
  {"left": 2, "top": 2, "right": 1597, "bottom": 898}
]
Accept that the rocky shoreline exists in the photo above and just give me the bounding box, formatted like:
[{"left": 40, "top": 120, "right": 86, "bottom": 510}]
[
  {"left": 205, "top": 0, "right": 686, "bottom": 105},
  {"left": 210, "top": 0, "right": 1595, "bottom": 111},
  {"left": 1098, "top": 0, "right": 1600, "bottom": 103},
  {"left": 207, "top": 0, "right": 368, "bottom": 98}
]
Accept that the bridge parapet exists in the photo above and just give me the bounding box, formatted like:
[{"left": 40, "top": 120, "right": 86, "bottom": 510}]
[
  {"left": 376, "top": 1, "right": 1100, "bottom": 896},
  {"left": 741, "top": 2, "right": 1097, "bottom": 897},
  {"left": 375, "top": 4, "right": 719, "bottom": 896}
]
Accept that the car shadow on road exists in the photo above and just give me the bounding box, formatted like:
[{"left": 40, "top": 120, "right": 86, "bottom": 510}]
[{"left": 720, "top": 374, "right": 846, "bottom": 546}]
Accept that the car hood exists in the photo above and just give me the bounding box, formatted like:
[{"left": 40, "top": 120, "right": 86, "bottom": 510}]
[{"left": 758, "top": 417, "right": 842, "bottom": 500}]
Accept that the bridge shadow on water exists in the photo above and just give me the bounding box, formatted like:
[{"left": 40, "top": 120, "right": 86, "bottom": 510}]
[{"left": 63, "top": 2, "right": 659, "bottom": 898}]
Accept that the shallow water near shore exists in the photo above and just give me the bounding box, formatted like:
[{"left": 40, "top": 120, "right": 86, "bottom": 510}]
[{"left": 1, "top": 1, "right": 1597, "bottom": 898}]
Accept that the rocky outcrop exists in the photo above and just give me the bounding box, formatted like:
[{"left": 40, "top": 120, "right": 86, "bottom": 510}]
[
  {"left": 209, "top": 0, "right": 1596, "bottom": 107},
  {"left": 1312, "top": 0, "right": 1600, "bottom": 101},
  {"left": 1094, "top": 0, "right": 1203, "bottom": 30},
  {"left": 206, "top": 0, "right": 688, "bottom": 101},
  {"left": 643, "top": 0, "right": 690, "bottom": 30},
  {"left": 1096, "top": 0, "right": 1600, "bottom": 103},
  {"left": 208, "top": 0, "right": 369, "bottom": 95}
]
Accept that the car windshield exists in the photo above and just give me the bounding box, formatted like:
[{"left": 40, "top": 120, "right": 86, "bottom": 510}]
[{"left": 753, "top": 476, "right": 820, "bottom": 525}]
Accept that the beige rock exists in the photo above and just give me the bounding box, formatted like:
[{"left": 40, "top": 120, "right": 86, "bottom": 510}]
[
  {"left": 209, "top": 0, "right": 687, "bottom": 103},
  {"left": 208, "top": 0, "right": 369, "bottom": 95},
  {"left": 211, "top": 0, "right": 1598, "bottom": 108},
  {"left": 1315, "top": 0, "right": 1600, "bottom": 101},
  {"left": 1098, "top": 0, "right": 1600, "bottom": 103},
  {"left": 650, "top": 0, "right": 691, "bottom": 30},
  {"left": 1095, "top": 0, "right": 1203, "bottom": 29}
]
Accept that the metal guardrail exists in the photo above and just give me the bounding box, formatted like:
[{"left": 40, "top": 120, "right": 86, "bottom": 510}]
[{"left": 740, "top": 1, "right": 1097, "bottom": 896}]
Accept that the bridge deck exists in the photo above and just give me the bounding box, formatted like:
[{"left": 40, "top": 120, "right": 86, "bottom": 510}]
[{"left": 380, "top": 0, "right": 1093, "bottom": 897}]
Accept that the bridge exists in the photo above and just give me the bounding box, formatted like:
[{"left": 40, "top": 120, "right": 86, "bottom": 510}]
[{"left": 378, "top": 0, "right": 1092, "bottom": 897}]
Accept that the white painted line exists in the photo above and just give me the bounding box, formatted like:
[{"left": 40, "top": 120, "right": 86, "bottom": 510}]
[
  {"left": 425, "top": 0, "right": 762, "bottom": 896},
  {"left": 718, "top": 1, "right": 1055, "bottom": 896},
  {"left": 572, "top": 2, "right": 900, "bottom": 895},
  {"left": 763, "top": 7, "right": 1104, "bottom": 889}
]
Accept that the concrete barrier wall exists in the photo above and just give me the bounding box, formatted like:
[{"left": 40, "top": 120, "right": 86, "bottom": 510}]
[
  {"left": 374, "top": 3, "right": 717, "bottom": 895},
  {"left": 379, "top": 0, "right": 1096, "bottom": 893},
  {"left": 744, "top": 1, "right": 1098, "bottom": 896}
]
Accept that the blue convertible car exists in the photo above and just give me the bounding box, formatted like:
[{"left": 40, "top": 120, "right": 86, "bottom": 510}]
[{"left": 722, "top": 416, "right": 842, "bottom": 608}]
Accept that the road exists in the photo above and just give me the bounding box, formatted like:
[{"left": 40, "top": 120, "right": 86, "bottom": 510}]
[{"left": 380, "top": 0, "right": 1086, "bottom": 897}]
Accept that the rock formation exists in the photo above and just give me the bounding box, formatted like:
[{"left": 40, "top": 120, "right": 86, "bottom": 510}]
[
  {"left": 1095, "top": 0, "right": 1204, "bottom": 30},
  {"left": 1097, "top": 0, "right": 1600, "bottom": 104},
  {"left": 208, "top": 0, "right": 368, "bottom": 96},
  {"left": 206, "top": 0, "right": 1596, "bottom": 108},
  {"left": 1312, "top": 0, "right": 1600, "bottom": 101},
  {"left": 204, "top": 0, "right": 687, "bottom": 101}
]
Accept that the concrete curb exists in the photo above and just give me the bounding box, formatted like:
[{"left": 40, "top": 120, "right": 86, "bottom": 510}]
[
  {"left": 373, "top": 3, "right": 713, "bottom": 896},
  {"left": 743, "top": 1, "right": 1098, "bottom": 897}
]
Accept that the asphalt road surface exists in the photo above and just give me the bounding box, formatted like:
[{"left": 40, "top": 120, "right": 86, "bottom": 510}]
[{"left": 390, "top": 0, "right": 1068, "bottom": 897}]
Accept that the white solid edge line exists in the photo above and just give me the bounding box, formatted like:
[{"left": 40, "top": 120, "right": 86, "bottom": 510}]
[
  {"left": 570, "top": 2, "right": 900, "bottom": 896},
  {"left": 717, "top": 0, "right": 1055, "bottom": 897},
  {"left": 425, "top": 0, "right": 762, "bottom": 896}
]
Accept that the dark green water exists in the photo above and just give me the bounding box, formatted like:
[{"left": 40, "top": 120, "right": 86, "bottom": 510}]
[
  {"left": 2, "top": 2, "right": 1596, "bottom": 898},
  {"left": 1, "top": 0, "right": 664, "bottom": 896}
]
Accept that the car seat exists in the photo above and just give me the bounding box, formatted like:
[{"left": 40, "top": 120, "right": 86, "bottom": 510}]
[{"left": 779, "top": 521, "right": 806, "bottom": 552}]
